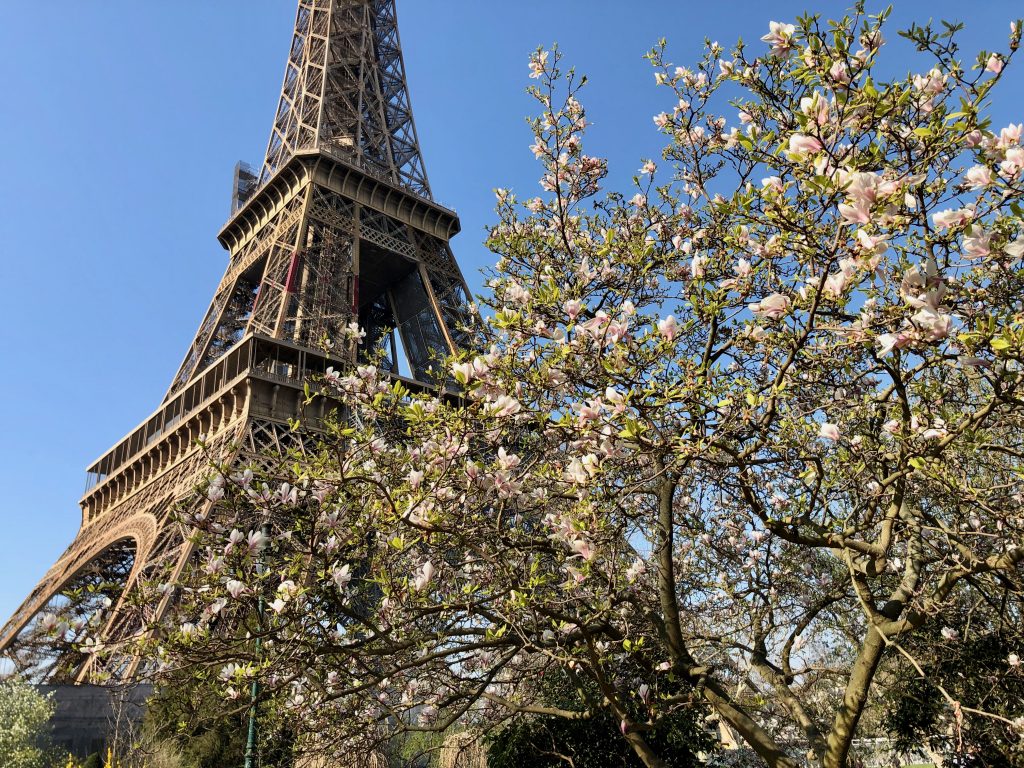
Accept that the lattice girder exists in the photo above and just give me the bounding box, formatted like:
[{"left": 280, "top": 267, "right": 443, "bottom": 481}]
[
  {"left": 1, "top": 0, "right": 475, "bottom": 684},
  {"left": 261, "top": 0, "right": 431, "bottom": 199}
]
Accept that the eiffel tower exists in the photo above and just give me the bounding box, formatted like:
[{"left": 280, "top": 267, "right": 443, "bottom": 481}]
[{"left": 0, "top": 0, "right": 471, "bottom": 683}]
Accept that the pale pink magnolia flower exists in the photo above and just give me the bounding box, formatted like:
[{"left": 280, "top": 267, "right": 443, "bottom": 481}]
[
  {"left": 231, "top": 468, "right": 254, "bottom": 489},
  {"left": 761, "top": 175, "right": 784, "bottom": 193},
  {"left": 641, "top": 161, "right": 657, "bottom": 175},
  {"left": 246, "top": 529, "right": 270, "bottom": 554},
  {"left": 604, "top": 388, "right": 627, "bottom": 415},
  {"left": 856, "top": 229, "right": 888, "bottom": 259},
  {"left": 413, "top": 561, "right": 436, "bottom": 592},
  {"left": 999, "top": 123, "right": 1023, "bottom": 146},
  {"left": 653, "top": 112, "right": 671, "bottom": 129},
  {"left": 1009, "top": 653, "right": 1021, "bottom": 667},
  {"left": 877, "top": 332, "right": 912, "bottom": 357},
  {"left": 269, "top": 598, "right": 287, "bottom": 614},
  {"left": 819, "top": 423, "right": 841, "bottom": 441},
  {"left": 847, "top": 171, "right": 893, "bottom": 204},
  {"left": 838, "top": 200, "right": 871, "bottom": 225},
  {"left": 417, "top": 705, "right": 438, "bottom": 726},
  {"left": 738, "top": 110, "right": 753, "bottom": 124},
  {"left": 932, "top": 207, "right": 974, "bottom": 230},
  {"left": 276, "top": 581, "right": 296, "bottom": 602},
  {"left": 799, "top": 94, "right": 830, "bottom": 126},
  {"left": 276, "top": 482, "right": 299, "bottom": 505},
  {"left": 861, "top": 28, "right": 885, "bottom": 52},
  {"left": 657, "top": 315, "right": 679, "bottom": 341},
  {"left": 913, "top": 67, "right": 946, "bottom": 96},
  {"left": 824, "top": 259, "right": 858, "bottom": 298},
  {"left": 903, "top": 276, "right": 952, "bottom": 341},
  {"left": 962, "top": 226, "right": 992, "bottom": 259},
  {"left": 916, "top": 309, "right": 953, "bottom": 342},
  {"left": 965, "top": 130, "right": 984, "bottom": 148},
  {"left": 963, "top": 165, "right": 993, "bottom": 190},
  {"left": 987, "top": 53, "right": 1004, "bottom": 74},
  {"left": 225, "top": 580, "right": 246, "bottom": 599},
  {"left": 578, "top": 311, "right": 609, "bottom": 337},
  {"left": 206, "top": 598, "right": 227, "bottom": 617},
  {"left": 786, "top": 133, "right": 824, "bottom": 159},
  {"left": 606, "top": 319, "right": 629, "bottom": 344},
  {"left": 829, "top": 60, "right": 851, "bottom": 84},
  {"left": 225, "top": 528, "right": 245, "bottom": 554},
  {"left": 941, "top": 626, "right": 960, "bottom": 642},
  {"left": 565, "top": 459, "right": 590, "bottom": 485},
  {"left": 217, "top": 663, "right": 238, "bottom": 684},
  {"left": 1005, "top": 238, "right": 1024, "bottom": 260},
  {"left": 333, "top": 564, "right": 352, "bottom": 591},
  {"left": 1000, "top": 147, "right": 1024, "bottom": 178},
  {"left": 578, "top": 398, "right": 603, "bottom": 422},
  {"left": 750, "top": 293, "right": 791, "bottom": 321},
  {"left": 920, "top": 419, "right": 948, "bottom": 440},
  {"left": 407, "top": 469, "right": 424, "bottom": 489},
  {"left": 546, "top": 367, "right": 567, "bottom": 387},
  {"left": 571, "top": 538, "right": 596, "bottom": 561},
  {"left": 528, "top": 51, "right": 548, "bottom": 79},
  {"left": 630, "top": 193, "right": 647, "bottom": 208},
  {"left": 761, "top": 21, "right": 797, "bottom": 57},
  {"left": 625, "top": 558, "right": 645, "bottom": 582},
  {"left": 452, "top": 362, "right": 475, "bottom": 382},
  {"left": 691, "top": 254, "right": 707, "bottom": 278},
  {"left": 486, "top": 394, "right": 522, "bottom": 418},
  {"left": 882, "top": 419, "right": 901, "bottom": 435}
]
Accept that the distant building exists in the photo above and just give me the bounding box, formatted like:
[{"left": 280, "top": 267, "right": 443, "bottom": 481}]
[{"left": 39, "top": 684, "right": 151, "bottom": 759}]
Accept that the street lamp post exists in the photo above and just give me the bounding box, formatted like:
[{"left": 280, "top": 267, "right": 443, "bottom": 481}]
[{"left": 244, "top": 523, "right": 269, "bottom": 768}]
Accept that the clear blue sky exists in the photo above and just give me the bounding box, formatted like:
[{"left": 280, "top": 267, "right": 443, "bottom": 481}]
[{"left": 0, "top": 1, "right": 1020, "bottom": 627}]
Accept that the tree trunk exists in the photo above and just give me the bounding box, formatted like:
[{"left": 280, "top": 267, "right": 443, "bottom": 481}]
[
  {"left": 624, "top": 730, "right": 669, "bottom": 768},
  {"left": 823, "top": 626, "right": 887, "bottom": 768}
]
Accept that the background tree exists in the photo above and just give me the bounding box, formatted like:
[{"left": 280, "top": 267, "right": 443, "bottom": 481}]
[
  {"left": 486, "top": 666, "right": 714, "bottom": 768},
  {"left": 135, "top": 5, "right": 1024, "bottom": 768},
  {"left": 883, "top": 591, "right": 1024, "bottom": 767},
  {"left": 140, "top": 677, "right": 296, "bottom": 768},
  {"left": 0, "top": 678, "right": 55, "bottom": 768}
]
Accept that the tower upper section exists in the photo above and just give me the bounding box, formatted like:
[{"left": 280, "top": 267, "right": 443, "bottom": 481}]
[{"left": 259, "top": 0, "right": 432, "bottom": 200}]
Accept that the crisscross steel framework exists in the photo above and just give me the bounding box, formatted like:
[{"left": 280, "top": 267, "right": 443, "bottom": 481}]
[{"left": 0, "top": 0, "right": 472, "bottom": 683}]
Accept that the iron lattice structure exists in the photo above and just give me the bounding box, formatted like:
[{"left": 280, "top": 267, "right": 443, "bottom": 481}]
[{"left": 0, "top": 0, "right": 472, "bottom": 683}]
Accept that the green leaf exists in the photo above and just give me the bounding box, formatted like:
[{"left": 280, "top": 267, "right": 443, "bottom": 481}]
[{"left": 991, "top": 337, "right": 1012, "bottom": 351}]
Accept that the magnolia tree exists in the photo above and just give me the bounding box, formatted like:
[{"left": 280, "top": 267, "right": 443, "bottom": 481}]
[{"left": 135, "top": 6, "right": 1024, "bottom": 768}]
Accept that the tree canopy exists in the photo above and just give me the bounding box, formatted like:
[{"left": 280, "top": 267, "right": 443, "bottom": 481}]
[{"left": 108, "top": 5, "right": 1024, "bottom": 767}]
